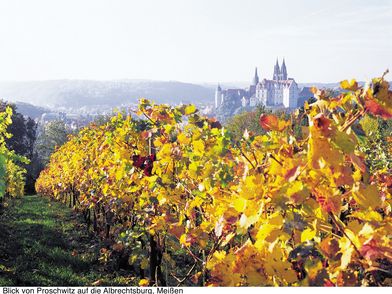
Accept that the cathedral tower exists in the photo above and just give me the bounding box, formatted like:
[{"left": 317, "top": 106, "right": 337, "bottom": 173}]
[
  {"left": 273, "top": 59, "right": 280, "bottom": 80},
  {"left": 281, "top": 58, "right": 288, "bottom": 80},
  {"left": 252, "top": 67, "right": 259, "bottom": 85}
]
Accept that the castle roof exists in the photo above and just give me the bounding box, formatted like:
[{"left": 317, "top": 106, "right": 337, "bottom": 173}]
[{"left": 257, "top": 78, "right": 296, "bottom": 89}]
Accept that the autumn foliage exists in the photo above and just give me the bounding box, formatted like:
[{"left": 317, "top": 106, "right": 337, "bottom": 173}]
[
  {"left": 36, "top": 76, "right": 392, "bottom": 286},
  {"left": 0, "top": 107, "right": 28, "bottom": 200}
]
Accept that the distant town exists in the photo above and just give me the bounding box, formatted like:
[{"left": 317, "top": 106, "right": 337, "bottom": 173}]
[{"left": 2, "top": 71, "right": 383, "bottom": 130}]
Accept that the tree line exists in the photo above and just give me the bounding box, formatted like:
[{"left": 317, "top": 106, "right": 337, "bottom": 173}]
[{"left": 0, "top": 101, "right": 69, "bottom": 194}]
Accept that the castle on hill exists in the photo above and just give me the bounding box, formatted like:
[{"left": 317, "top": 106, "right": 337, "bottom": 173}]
[{"left": 215, "top": 59, "right": 299, "bottom": 110}]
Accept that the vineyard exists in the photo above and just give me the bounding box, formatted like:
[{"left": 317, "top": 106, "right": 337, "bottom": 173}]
[
  {"left": 29, "top": 75, "right": 392, "bottom": 286},
  {"left": 0, "top": 106, "right": 28, "bottom": 203}
]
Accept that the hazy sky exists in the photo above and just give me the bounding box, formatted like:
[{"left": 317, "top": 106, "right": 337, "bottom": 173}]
[{"left": 0, "top": 0, "right": 391, "bottom": 83}]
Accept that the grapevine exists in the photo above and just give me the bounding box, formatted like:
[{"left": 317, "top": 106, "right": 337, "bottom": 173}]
[
  {"left": 36, "top": 76, "right": 392, "bottom": 286},
  {"left": 0, "top": 107, "right": 29, "bottom": 201}
]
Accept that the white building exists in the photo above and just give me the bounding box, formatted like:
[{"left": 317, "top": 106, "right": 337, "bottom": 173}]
[{"left": 215, "top": 59, "right": 299, "bottom": 109}]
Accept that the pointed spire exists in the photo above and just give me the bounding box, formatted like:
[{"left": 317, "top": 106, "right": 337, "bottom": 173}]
[
  {"left": 252, "top": 67, "right": 259, "bottom": 85},
  {"left": 217, "top": 83, "right": 222, "bottom": 91},
  {"left": 273, "top": 58, "right": 281, "bottom": 80},
  {"left": 281, "top": 58, "right": 287, "bottom": 80}
]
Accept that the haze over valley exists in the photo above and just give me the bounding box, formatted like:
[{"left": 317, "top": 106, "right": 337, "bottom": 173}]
[{"left": 0, "top": 78, "right": 368, "bottom": 117}]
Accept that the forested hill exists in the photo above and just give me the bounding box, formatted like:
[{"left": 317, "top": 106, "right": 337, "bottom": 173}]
[
  {"left": 0, "top": 80, "right": 215, "bottom": 108},
  {"left": 12, "top": 102, "right": 48, "bottom": 119}
]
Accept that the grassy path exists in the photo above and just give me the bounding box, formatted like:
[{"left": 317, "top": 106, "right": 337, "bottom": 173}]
[{"left": 0, "top": 195, "right": 132, "bottom": 286}]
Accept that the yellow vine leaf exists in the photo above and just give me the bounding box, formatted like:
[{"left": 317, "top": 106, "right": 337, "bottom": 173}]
[
  {"left": 352, "top": 184, "right": 382, "bottom": 210},
  {"left": 301, "top": 228, "right": 316, "bottom": 243}
]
